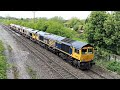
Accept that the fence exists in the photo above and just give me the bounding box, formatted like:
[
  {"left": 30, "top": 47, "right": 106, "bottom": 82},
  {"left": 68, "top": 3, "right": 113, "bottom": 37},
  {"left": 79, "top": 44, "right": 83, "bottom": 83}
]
[
  {"left": 94, "top": 50, "right": 120, "bottom": 62},
  {"left": 107, "top": 54, "right": 120, "bottom": 62}
]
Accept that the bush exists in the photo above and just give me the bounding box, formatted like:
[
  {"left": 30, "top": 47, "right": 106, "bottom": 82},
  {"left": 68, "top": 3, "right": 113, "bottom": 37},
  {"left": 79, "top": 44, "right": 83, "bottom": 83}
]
[
  {"left": 106, "top": 61, "right": 120, "bottom": 73},
  {"left": 0, "top": 41, "right": 7, "bottom": 79}
]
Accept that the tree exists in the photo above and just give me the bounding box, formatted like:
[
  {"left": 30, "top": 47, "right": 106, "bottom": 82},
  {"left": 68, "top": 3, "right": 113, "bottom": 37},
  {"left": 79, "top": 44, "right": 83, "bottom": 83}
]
[
  {"left": 104, "top": 11, "right": 120, "bottom": 55},
  {"left": 21, "top": 18, "right": 24, "bottom": 20},
  {"left": 85, "top": 11, "right": 108, "bottom": 48},
  {"left": 46, "top": 20, "right": 64, "bottom": 35},
  {"left": 45, "top": 20, "right": 77, "bottom": 38},
  {"left": 65, "top": 17, "right": 80, "bottom": 28},
  {"left": 65, "top": 17, "right": 85, "bottom": 31},
  {"left": 50, "top": 16, "right": 65, "bottom": 24},
  {"left": 35, "top": 18, "right": 48, "bottom": 31}
]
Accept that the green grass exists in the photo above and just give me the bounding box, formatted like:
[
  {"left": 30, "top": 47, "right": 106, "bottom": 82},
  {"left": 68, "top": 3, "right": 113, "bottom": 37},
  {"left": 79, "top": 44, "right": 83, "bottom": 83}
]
[
  {"left": 95, "top": 59, "right": 120, "bottom": 74},
  {"left": 106, "top": 61, "right": 120, "bottom": 74},
  {"left": 0, "top": 40, "right": 7, "bottom": 79},
  {"left": 26, "top": 65, "right": 36, "bottom": 79}
]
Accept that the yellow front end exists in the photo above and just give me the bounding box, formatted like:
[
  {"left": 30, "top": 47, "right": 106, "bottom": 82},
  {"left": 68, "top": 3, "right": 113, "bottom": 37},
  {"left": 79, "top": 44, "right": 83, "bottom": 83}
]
[
  {"left": 80, "top": 47, "right": 94, "bottom": 62},
  {"left": 72, "top": 47, "right": 94, "bottom": 62},
  {"left": 32, "top": 33, "right": 36, "bottom": 40},
  {"left": 72, "top": 48, "right": 81, "bottom": 60},
  {"left": 35, "top": 34, "right": 39, "bottom": 41},
  {"left": 49, "top": 40, "right": 56, "bottom": 47}
]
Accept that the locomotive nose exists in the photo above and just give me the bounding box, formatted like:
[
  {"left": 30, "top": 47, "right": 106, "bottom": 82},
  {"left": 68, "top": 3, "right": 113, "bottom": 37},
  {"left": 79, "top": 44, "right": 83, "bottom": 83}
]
[
  {"left": 82, "top": 55, "right": 91, "bottom": 61},
  {"left": 81, "top": 54, "right": 94, "bottom": 62}
]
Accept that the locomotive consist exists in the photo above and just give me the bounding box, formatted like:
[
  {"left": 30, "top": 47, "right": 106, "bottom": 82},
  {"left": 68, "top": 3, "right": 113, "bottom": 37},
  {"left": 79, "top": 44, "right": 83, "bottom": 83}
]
[{"left": 9, "top": 24, "right": 95, "bottom": 70}]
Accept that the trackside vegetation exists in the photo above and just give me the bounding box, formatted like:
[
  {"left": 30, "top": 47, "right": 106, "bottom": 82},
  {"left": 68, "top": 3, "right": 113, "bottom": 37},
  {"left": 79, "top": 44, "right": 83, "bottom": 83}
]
[
  {"left": 95, "top": 60, "right": 120, "bottom": 74},
  {"left": 0, "top": 40, "right": 7, "bottom": 79},
  {"left": 84, "top": 11, "right": 120, "bottom": 74},
  {"left": 0, "top": 16, "right": 86, "bottom": 42}
]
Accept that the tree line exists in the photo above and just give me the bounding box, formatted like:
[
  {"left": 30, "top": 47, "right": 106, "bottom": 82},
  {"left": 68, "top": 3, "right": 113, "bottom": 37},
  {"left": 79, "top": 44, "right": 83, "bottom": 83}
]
[
  {"left": 0, "top": 16, "right": 83, "bottom": 39},
  {"left": 85, "top": 11, "right": 120, "bottom": 56}
]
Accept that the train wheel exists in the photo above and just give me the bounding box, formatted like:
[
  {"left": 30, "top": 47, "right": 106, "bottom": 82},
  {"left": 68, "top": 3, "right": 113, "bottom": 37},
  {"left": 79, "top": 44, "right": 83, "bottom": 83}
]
[
  {"left": 69, "top": 59, "right": 73, "bottom": 65},
  {"left": 65, "top": 57, "right": 69, "bottom": 62},
  {"left": 79, "top": 62, "right": 90, "bottom": 70},
  {"left": 45, "top": 45, "right": 48, "bottom": 50},
  {"left": 73, "top": 60, "right": 78, "bottom": 67},
  {"left": 77, "top": 61, "right": 81, "bottom": 68},
  {"left": 59, "top": 53, "right": 66, "bottom": 60},
  {"left": 56, "top": 52, "right": 59, "bottom": 56}
]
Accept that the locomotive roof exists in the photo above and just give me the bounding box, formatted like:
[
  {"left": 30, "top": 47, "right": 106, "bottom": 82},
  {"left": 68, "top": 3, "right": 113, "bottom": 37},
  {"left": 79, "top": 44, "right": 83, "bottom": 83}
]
[
  {"left": 38, "top": 31, "right": 48, "bottom": 36},
  {"left": 31, "top": 30, "right": 39, "bottom": 33},
  {"left": 22, "top": 27, "right": 28, "bottom": 29},
  {"left": 14, "top": 25, "right": 21, "bottom": 28},
  {"left": 26, "top": 28, "right": 34, "bottom": 32},
  {"left": 61, "top": 38, "right": 75, "bottom": 44},
  {"left": 36, "top": 31, "right": 44, "bottom": 36},
  {"left": 36, "top": 30, "right": 89, "bottom": 49},
  {"left": 45, "top": 34, "right": 65, "bottom": 41},
  {"left": 59, "top": 38, "right": 92, "bottom": 49},
  {"left": 71, "top": 41, "right": 92, "bottom": 50},
  {"left": 10, "top": 24, "right": 15, "bottom": 26},
  {"left": 12, "top": 24, "right": 93, "bottom": 49},
  {"left": 37, "top": 31, "right": 66, "bottom": 41},
  {"left": 56, "top": 36, "right": 65, "bottom": 42}
]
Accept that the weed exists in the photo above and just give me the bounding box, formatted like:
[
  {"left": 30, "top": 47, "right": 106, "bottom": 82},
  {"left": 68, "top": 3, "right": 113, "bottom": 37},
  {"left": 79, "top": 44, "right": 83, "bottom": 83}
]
[
  {"left": 26, "top": 65, "right": 36, "bottom": 79},
  {"left": 0, "top": 40, "right": 7, "bottom": 79}
]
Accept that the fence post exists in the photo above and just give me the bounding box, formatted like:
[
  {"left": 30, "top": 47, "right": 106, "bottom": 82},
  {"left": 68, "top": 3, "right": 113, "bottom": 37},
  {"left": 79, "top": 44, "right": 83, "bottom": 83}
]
[
  {"left": 115, "top": 55, "right": 116, "bottom": 61},
  {"left": 109, "top": 55, "right": 110, "bottom": 61}
]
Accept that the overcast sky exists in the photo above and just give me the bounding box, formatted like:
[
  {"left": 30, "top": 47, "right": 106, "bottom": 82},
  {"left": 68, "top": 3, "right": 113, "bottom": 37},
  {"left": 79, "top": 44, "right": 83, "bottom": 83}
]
[{"left": 0, "top": 11, "right": 92, "bottom": 20}]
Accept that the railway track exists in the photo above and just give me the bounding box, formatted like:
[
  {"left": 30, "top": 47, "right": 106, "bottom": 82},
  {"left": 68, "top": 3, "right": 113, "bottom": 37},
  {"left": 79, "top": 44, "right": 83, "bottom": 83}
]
[
  {"left": 83, "top": 69, "right": 106, "bottom": 79},
  {"left": 2, "top": 24, "right": 79, "bottom": 79},
  {"left": 2, "top": 24, "right": 110, "bottom": 79}
]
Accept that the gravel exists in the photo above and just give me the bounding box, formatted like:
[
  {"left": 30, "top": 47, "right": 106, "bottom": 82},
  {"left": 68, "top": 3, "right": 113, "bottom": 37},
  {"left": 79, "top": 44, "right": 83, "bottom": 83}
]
[{"left": 91, "top": 65, "right": 120, "bottom": 79}]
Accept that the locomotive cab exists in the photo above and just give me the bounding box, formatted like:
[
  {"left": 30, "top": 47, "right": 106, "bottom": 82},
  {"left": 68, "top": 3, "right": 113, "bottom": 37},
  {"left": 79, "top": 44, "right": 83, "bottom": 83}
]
[
  {"left": 9, "top": 23, "right": 95, "bottom": 70},
  {"left": 79, "top": 45, "right": 95, "bottom": 69},
  {"left": 71, "top": 43, "right": 95, "bottom": 69},
  {"left": 72, "top": 45, "right": 94, "bottom": 62},
  {"left": 80, "top": 46, "right": 94, "bottom": 62}
]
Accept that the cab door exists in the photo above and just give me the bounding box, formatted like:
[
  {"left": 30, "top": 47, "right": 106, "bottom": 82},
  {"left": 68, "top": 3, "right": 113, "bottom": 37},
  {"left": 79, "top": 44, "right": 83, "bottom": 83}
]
[
  {"left": 69, "top": 47, "right": 72, "bottom": 54},
  {"left": 72, "top": 47, "right": 80, "bottom": 60},
  {"left": 32, "top": 32, "right": 36, "bottom": 40},
  {"left": 35, "top": 32, "right": 38, "bottom": 40},
  {"left": 49, "top": 39, "right": 56, "bottom": 47},
  {"left": 36, "top": 33, "right": 39, "bottom": 41}
]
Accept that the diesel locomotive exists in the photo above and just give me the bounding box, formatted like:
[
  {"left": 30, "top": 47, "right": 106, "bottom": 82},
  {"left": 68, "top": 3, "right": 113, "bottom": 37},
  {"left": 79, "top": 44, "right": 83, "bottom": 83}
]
[{"left": 10, "top": 24, "right": 95, "bottom": 70}]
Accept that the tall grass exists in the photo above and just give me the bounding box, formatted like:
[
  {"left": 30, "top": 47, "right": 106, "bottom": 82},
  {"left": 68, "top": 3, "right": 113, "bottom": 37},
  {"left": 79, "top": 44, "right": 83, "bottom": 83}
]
[{"left": 0, "top": 40, "right": 7, "bottom": 79}]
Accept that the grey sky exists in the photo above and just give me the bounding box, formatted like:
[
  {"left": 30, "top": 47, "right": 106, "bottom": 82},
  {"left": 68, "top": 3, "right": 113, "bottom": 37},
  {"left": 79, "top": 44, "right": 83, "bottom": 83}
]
[{"left": 0, "top": 11, "right": 91, "bottom": 20}]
